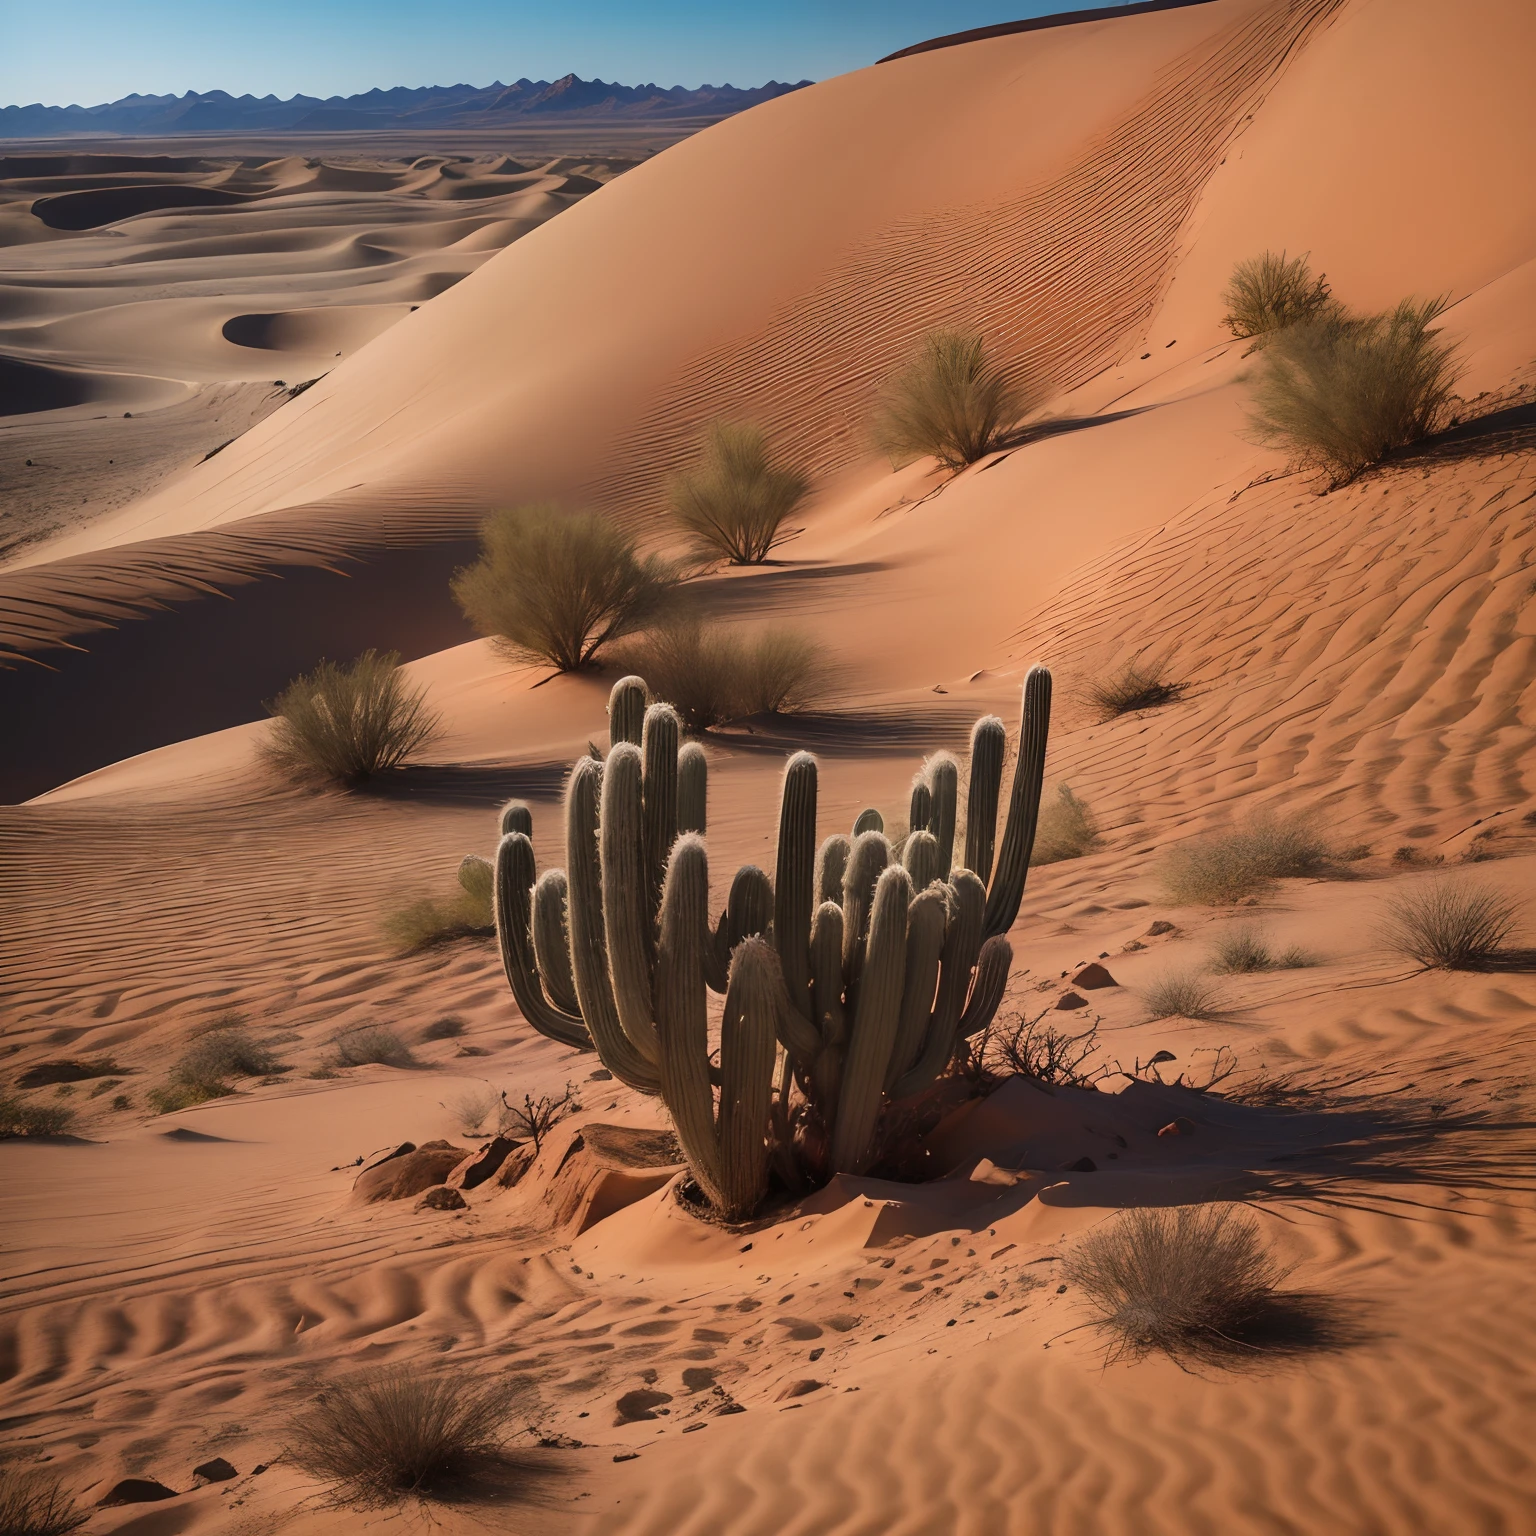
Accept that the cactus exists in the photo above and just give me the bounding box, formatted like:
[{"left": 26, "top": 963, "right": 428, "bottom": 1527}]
[
  {"left": 488, "top": 665, "right": 1052, "bottom": 1218},
  {"left": 499, "top": 799, "right": 533, "bottom": 839},
  {"left": 457, "top": 853, "right": 493, "bottom": 908}
]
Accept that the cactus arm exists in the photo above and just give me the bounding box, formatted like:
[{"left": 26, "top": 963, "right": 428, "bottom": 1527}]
[
  {"left": 982, "top": 666, "right": 1053, "bottom": 940},
  {"left": 641, "top": 703, "right": 681, "bottom": 931},
  {"left": 498, "top": 799, "right": 534, "bottom": 839},
  {"left": 492, "top": 833, "right": 592, "bottom": 1051},
  {"left": 959, "top": 935, "right": 1013, "bottom": 1036},
  {"left": 565, "top": 756, "right": 661, "bottom": 1093},
  {"left": 962, "top": 716, "right": 1005, "bottom": 883},
  {"left": 886, "top": 885, "right": 947, "bottom": 1090},
  {"left": 717, "top": 937, "right": 782, "bottom": 1219},
  {"left": 852, "top": 808, "right": 884, "bottom": 837},
  {"left": 654, "top": 834, "right": 727, "bottom": 1209},
  {"left": 814, "top": 834, "right": 850, "bottom": 905},
  {"left": 908, "top": 780, "right": 933, "bottom": 836},
  {"left": 609, "top": 675, "right": 648, "bottom": 747},
  {"left": 901, "top": 829, "right": 942, "bottom": 892},
  {"left": 774, "top": 752, "right": 818, "bottom": 1022},
  {"left": 678, "top": 741, "right": 708, "bottom": 834},
  {"left": 829, "top": 863, "right": 912, "bottom": 1174},
  {"left": 601, "top": 743, "right": 662, "bottom": 1065},
  {"left": 708, "top": 863, "right": 775, "bottom": 993},
  {"left": 841, "top": 830, "right": 891, "bottom": 996},
  {"left": 458, "top": 853, "right": 493, "bottom": 906},
  {"left": 807, "top": 900, "right": 847, "bottom": 1114},
  {"left": 532, "top": 869, "right": 580, "bottom": 1016},
  {"left": 926, "top": 753, "right": 959, "bottom": 877}
]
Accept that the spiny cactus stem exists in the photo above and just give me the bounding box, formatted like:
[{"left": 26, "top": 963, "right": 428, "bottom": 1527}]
[
  {"left": 718, "top": 937, "right": 783, "bottom": 1220},
  {"left": 926, "top": 753, "right": 959, "bottom": 877},
  {"left": 842, "top": 830, "right": 891, "bottom": 997},
  {"left": 602, "top": 742, "right": 662, "bottom": 1064},
  {"left": 532, "top": 868, "right": 580, "bottom": 1016},
  {"left": 963, "top": 716, "right": 1006, "bottom": 885},
  {"left": 814, "top": 834, "right": 851, "bottom": 906},
  {"left": 609, "top": 675, "right": 648, "bottom": 747},
  {"left": 959, "top": 935, "right": 1013, "bottom": 1036},
  {"left": 983, "top": 666, "right": 1053, "bottom": 940},
  {"left": 678, "top": 741, "right": 708, "bottom": 835},
  {"left": 641, "top": 703, "right": 681, "bottom": 930},
  {"left": 887, "top": 886, "right": 948, "bottom": 1091},
  {"left": 492, "top": 833, "right": 590, "bottom": 1051},
  {"left": 498, "top": 800, "right": 534, "bottom": 840}
]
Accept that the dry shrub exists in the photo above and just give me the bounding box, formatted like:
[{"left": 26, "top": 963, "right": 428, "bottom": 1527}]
[
  {"left": 1030, "top": 784, "right": 1099, "bottom": 866},
  {"left": 1221, "top": 251, "right": 1336, "bottom": 349},
  {"left": 422, "top": 1015, "right": 466, "bottom": 1041},
  {"left": 0, "top": 1466, "right": 88, "bottom": 1536},
  {"left": 1379, "top": 878, "right": 1523, "bottom": 969},
  {"left": 1248, "top": 297, "right": 1462, "bottom": 487},
  {"left": 498, "top": 1085, "right": 577, "bottom": 1152},
  {"left": 148, "top": 1020, "right": 283, "bottom": 1114},
  {"left": 1160, "top": 811, "right": 1332, "bottom": 905},
  {"left": 609, "top": 618, "right": 824, "bottom": 733},
  {"left": 672, "top": 421, "right": 810, "bottom": 564},
  {"left": 266, "top": 650, "right": 440, "bottom": 785},
  {"left": 450, "top": 1089, "right": 500, "bottom": 1136},
  {"left": 286, "top": 1366, "right": 521, "bottom": 1505},
  {"left": 873, "top": 328, "right": 1023, "bottom": 470},
  {"left": 1065, "top": 1204, "right": 1291, "bottom": 1362},
  {"left": 0, "top": 1093, "right": 75, "bottom": 1138},
  {"left": 974, "top": 1011, "right": 1103, "bottom": 1088},
  {"left": 384, "top": 893, "right": 492, "bottom": 952},
  {"left": 1083, "top": 657, "right": 1188, "bottom": 720},
  {"left": 332, "top": 1026, "right": 416, "bottom": 1069},
  {"left": 452, "top": 504, "right": 677, "bottom": 672},
  {"left": 1209, "top": 924, "right": 1314, "bottom": 974},
  {"left": 1141, "top": 970, "right": 1225, "bottom": 1021}
]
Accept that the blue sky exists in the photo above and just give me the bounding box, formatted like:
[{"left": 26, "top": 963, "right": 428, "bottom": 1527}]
[{"left": 6, "top": 2, "right": 1132, "bottom": 108}]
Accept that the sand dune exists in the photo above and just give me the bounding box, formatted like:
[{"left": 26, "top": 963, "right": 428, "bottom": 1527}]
[{"left": 4, "top": 0, "right": 1536, "bottom": 1531}]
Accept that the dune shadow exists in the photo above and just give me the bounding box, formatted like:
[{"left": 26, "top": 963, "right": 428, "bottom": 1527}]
[
  {"left": 709, "top": 706, "right": 979, "bottom": 758},
  {"left": 410, "top": 1447, "right": 579, "bottom": 1511},
  {"left": 357, "top": 761, "right": 570, "bottom": 807},
  {"left": 1388, "top": 398, "right": 1536, "bottom": 469},
  {"left": 991, "top": 403, "right": 1158, "bottom": 457}
]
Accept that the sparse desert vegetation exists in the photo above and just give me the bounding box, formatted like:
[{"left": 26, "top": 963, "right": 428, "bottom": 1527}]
[
  {"left": 0, "top": 1465, "right": 88, "bottom": 1536},
  {"left": 148, "top": 1019, "right": 285, "bottom": 1113},
  {"left": 286, "top": 1367, "right": 522, "bottom": 1505},
  {"left": 873, "top": 327, "right": 1023, "bottom": 470},
  {"left": 331, "top": 1026, "right": 417, "bottom": 1069},
  {"left": 265, "top": 650, "right": 441, "bottom": 785},
  {"left": 452, "top": 504, "right": 678, "bottom": 671},
  {"left": 1029, "top": 784, "right": 1100, "bottom": 866},
  {"left": 1083, "top": 657, "right": 1189, "bottom": 720},
  {"left": 1379, "top": 877, "right": 1523, "bottom": 969},
  {"left": 1247, "top": 296, "right": 1462, "bottom": 487},
  {"left": 1221, "top": 250, "right": 1336, "bottom": 349},
  {"left": 1141, "top": 969, "right": 1225, "bottom": 1021},
  {"left": 1160, "top": 811, "right": 1333, "bottom": 904},
  {"left": 972, "top": 1011, "right": 1103, "bottom": 1088},
  {"left": 1208, "top": 924, "right": 1314, "bottom": 974},
  {"left": 0, "top": 1094, "right": 76, "bottom": 1139},
  {"left": 672, "top": 420, "right": 811, "bottom": 563},
  {"left": 449, "top": 1087, "right": 500, "bottom": 1136},
  {"left": 497, "top": 1085, "right": 578, "bottom": 1151},
  {"left": 1065, "top": 1205, "right": 1294, "bottom": 1362},
  {"left": 384, "top": 856, "right": 496, "bottom": 951},
  {"left": 608, "top": 618, "right": 824, "bottom": 732}
]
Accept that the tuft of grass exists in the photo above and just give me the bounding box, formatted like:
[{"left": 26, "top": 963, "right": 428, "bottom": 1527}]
[
  {"left": 1142, "top": 970, "right": 1225, "bottom": 1021},
  {"left": 608, "top": 618, "right": 825, "bottom": 734},
  {"left": 266, "top": 650, "right": 440, "bottom": 785},
  {"left": 1247, "top": 297, "right": 1462, "bottom": 488},
  {"left": 285, "top": 1366, "right": 521, "bottom": 1505},
  {"left": 1030, "top": 784, "right": 1100, "bottom": 866},
  {"left": 1064, "top": 1205, "right": 1292, "bottom": 1362},
  {"left": 1160, "top": 811, "right": 1333, "bottom": 905},
  {"left": 111, "top": 1093, "right": 131, "bottom": 1111},
  {"left": 672, "top": 421, "right": 810, "bottom": 564},
  {"left": 384, "top": 891, "right": 494, "bottom": 953},
  {"left": 873, "top": 328, "right": 1023, "bottom": 471},
  {"left": 1220, "top": 251, "right": 1336, "bottom": 349},
  {"left": 0, "top": 1093, "right": 76, "bottom": 1139},
  {"left": 1378, "top": 878, "right": 1523, "bottom": 970},
  {"left": 1083, "top": 658, "right": 1188, "bottom": 720},
  {"left": 0, "top": 1466, "right": 89, "bottom": 1536},
  {"left": 332, "top": 1026, "right": 416, "bottom": 1070},
  {"left": 452, "top": 505, "right": 678, "bottom": 673},
  {"left": 1208, "top": 925, "right": 1315, "bottom": 974},
  {"left": 449, "top": 1089, "right": 500, "bottom": 1136},
  {"left": 147, "top": 1021, "right": 285, "bottom": 1114}
]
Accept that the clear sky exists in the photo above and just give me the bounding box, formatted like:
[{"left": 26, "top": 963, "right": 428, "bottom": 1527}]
[{"left": 5, "top": 1, "right": 1141, "bottom": 108}]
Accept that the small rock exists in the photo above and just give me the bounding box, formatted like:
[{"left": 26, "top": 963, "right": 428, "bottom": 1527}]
[
  {"left": 415, "top": 1185, "right": 468, "bottom": 1212},
  {"left": 712, "top": 1401, "right": 747, "bottom": 1416},
  {"left": 969, "top": 1157, "right": 1019, "bottom": 1187},
  {"left": 1122, "top": 940, "right": 1146, "bottom": 952},
  {"left": 1146, "top": 920, "right": 1176, "bottom": 936},
  {"left": 1063, "top": 1156, "right": 1097, "bottom": 1172},
  {"left": 99, "top": 1479, "right": 178, "bottom": 1507},
  {"left": 614, "top": 1388, "right": 672, "bottom": 1425},
  {"left": 1071, "top": 962, "right": 1118, "bottom": 990},
  {"left": 613, "top": 1452, "right": 640, "bottom": 1463},
  {"left": 682, "top": 1423, "right": 706, "bottom": 1433},
  {"left": 588, "top": 1067, "right": 614, "bottom": 1080},
  {"left": 807, "top": 1347, "right": 824, "bottom": 1362},
  {"left": 775, "top": 1379, "right": 824, "bottom": 1401},
  {"left": 1054, "top": 991, "right": 1089, "bottom": 1011},
  {"left": 192, "top": 1458, "right": 237, "bottom": 1483},
  {"left": 1157, "top": 1117, "right": 1197, "bottom": 1138}
]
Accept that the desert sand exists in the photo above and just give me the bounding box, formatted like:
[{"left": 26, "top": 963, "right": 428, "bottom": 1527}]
[{"left": 4, "top": 0, "right": 1536, "bottom": 1531}]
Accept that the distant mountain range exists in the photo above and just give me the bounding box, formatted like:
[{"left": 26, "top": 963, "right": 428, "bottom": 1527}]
[{"left": 0, "top": 75, "right": 812, "bottom": 139}]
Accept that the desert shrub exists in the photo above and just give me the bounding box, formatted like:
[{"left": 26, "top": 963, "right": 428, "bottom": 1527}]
[
  {"left": 332, "top": 1026, "right": 416, "bottom": 1069},
  {"left": 111, "top": 1093, "right": 131, "bottom": 1111},
  {"left": 1083, "top": 658, "right": 1188, "bottom": 720},
  {"left": 385, "top": 893, "right": 494, "bottom": 953},
  {"left": 1030, "top": 784, "right": 1100, "bottom": 866},
  {"left": 266, "top": 650, "right": 440, "bottom": 785},
  {"left": 0, "top": 1093, "right": 76, "bottom": 1139},
  {"left": 672, "top": 421, "right": 810, "bottom": 564},
  {"left": 1221, "top": 251, "right": 1336, "bottom": 348},
  {"left": 1064, "top": 1204, "right": 1290, "bottom": 1361},
  {"left": 449, "top": 1089, "right": 500, "bottom": 1136},
  {"left": 873, "top": 328, "right": 1023, "bottom": 470},
  {"left": 286, "top": 1366, "right": 521, "bottom": 1504},
  {"left": 1160, "top": 811, "right": 1333, "bottom": 905},
  {"left": 975, "top": 1011, "right": 1102, "bottom": 1088},
  {"left": 452, "top": 505, "right": 677, "bottom": 672},
  {"left": 608, "top": 618, "right": 825, "bottom": 733},
  {"left": 148, "top": 1021, "right": 283, "bottom": 1113},
  {"left": 0, "top": 1465, "right": 88, "bottom": 1536},
  {"left": 1209, "top": 925, "right": 1314, "bottom": 974},
  {"left": 422, "top": 1015, "right": 466, "bottom": 1042},
  {"left": 1247, "top": 297, "right": 1462, "bottom": 487},
  {"left": 1378, "top": 878, "right": 1522, "bottom": 969},
  {"left": 498, "top": 1085, "right": 577, "bottom": 1152},
  {"left": 1142, "top": 970, "right": 1225, "bottom": 1021}
]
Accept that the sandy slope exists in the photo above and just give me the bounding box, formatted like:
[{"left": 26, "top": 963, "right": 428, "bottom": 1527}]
[{"left": 4, "top": 0, "right": 1536, "bottom": 1531}]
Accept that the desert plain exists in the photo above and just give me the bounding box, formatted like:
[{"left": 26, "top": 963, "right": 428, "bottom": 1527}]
[{"left": 4, "top": 0, "right": 1536, "bottom": 1532}]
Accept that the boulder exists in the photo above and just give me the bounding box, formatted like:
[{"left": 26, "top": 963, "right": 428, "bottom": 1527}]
[
  {"left": 1145, "top": 920, "right": 1176, "bottom": 936},
  {"left": 446, "top": 1135, "right": 520, "bottom": 1190},
  {"left": 1054, "top": 991, "right": 1088, "bottom": 1010},
  {"left": 1070, "top": 962, "right": 1118, "bottom": 990},
  {"left": 541, "top": 1124, "right": 685, "bottom": 1234},
  {"left": 352, "top": 1140, "right": 467, "bottom": 1204},
  {"left": 1157, "top": 1117, "right": 1197, "bottom": 1138},
  {"left": 192, "top": 1458, "right": 237, "bottom": 1483},
  {"left": 614, "top": 1387, "right": 672, "bottom": 1424},
  {"left": 489, "top": 1140, "right": 539, "bottom": 1190},
  {"left": 99, "top": 1478, "right": 178, "bottom": 1506},
  {"left": 416, "top": 1185, "right": 468, "bottom": 1212}
]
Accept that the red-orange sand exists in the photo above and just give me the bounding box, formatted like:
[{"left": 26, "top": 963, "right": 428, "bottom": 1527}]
[{"left": 4, "top": 1, "right": 1536, "bottom": 1532}]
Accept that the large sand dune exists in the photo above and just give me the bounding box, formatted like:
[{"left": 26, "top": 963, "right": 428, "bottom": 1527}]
[{"left": 4, "top": 1, "right": 1536, "bottom": 1531}]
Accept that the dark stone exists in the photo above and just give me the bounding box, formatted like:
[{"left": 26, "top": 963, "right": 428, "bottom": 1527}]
[
  {"left": 192, "top": 1457, "right": 237, "bottom": 1483},
  {"left": 416, "top": 1185, "right": 468, "bottom": 1211},
  {"left": 99, "top": 1479, "right": 178, "bottom": 1507},
  {"left": 775, "top": 1379, "right": 824, "bottom": 1401},
  {"left": 1071, "top": 962, "right": 1118, "bottom": 990},
  {"left": 1054, "top": 991, "right": 1088, "bottom": 1010},
  {"left": 614, "top": 1388, "right": 673, "bottom": 1424},
  {"left": 1157, "top": 1117, "right": 1197, "bottom": 1138},
  {"left": 1063, "top": 1156, "right": 1097, "bottom": 1172},
  {"left": 447, "top": 1135, "right": 518, "bottom": 1190},
  {"left": 588, "top": 1068, "right": 614, "bottom": 1080},
  {"left": 1146, "top": 920, "right": 1176, "bottom": 936}
]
